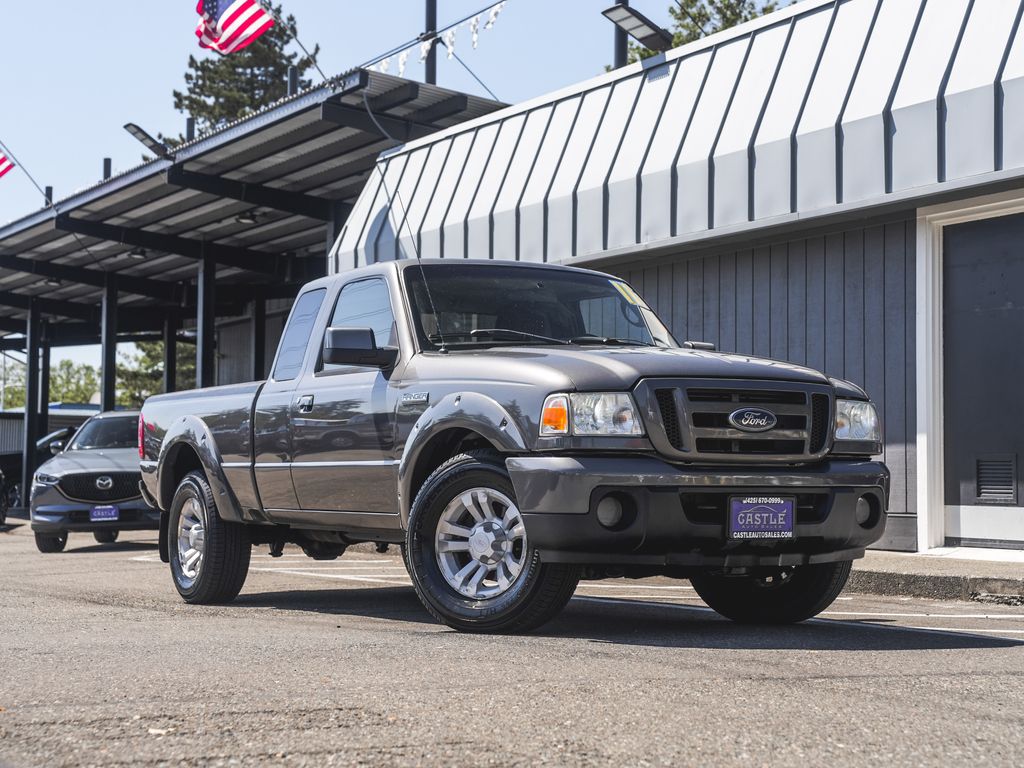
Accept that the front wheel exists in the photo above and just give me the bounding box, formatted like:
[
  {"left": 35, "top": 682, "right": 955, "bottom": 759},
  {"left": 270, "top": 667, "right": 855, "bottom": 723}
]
[
  {"left": 35, "top": 532, "right": 67, "bottom": 553},
  {"left": 405, "top": 452, "right": 580, "bottom": 634},
  {"left": 93, "top": 529, "right": 119, "bottom": 544},
  {"left": 168, "top": 470, "right": 251, "bottom": 604},
  {"left": 690, "top": 560, "right": 852, "bottom": 624}
]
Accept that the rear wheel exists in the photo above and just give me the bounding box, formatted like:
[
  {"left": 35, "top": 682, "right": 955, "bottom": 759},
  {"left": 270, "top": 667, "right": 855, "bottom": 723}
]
[
  {"left": 168, "top": 470, "right": 250, "bottom": 604},
  {"left": 35, "top": 532, "right": 67, "bottom": 553},
  {"left": 690, "top": 560, "right": 852, "bottom": 624},
  {"left": 93, "top": 529, "right": 119, "bottom": 544},
  {"left": 405, "top": 452, "right": 580, "bottom": 634}
]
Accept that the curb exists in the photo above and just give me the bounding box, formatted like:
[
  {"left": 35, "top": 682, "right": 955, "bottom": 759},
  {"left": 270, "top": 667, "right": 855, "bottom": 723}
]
[{"left": 848, "top": 569, "right": 1024, "bottom": 602}]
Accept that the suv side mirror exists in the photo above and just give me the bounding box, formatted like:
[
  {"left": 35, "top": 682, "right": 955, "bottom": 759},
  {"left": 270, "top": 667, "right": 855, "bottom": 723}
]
[
  {"left": 323, "top": 327, "right": 398, "bottom": 368},
  {"left": 49, "top": 441, "right": 64, "bottom": 455}
]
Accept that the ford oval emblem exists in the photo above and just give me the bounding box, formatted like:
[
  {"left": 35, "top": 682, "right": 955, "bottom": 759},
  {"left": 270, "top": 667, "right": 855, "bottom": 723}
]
[{"left": 728, "top": 408, "right": 777, "bottom": 433}]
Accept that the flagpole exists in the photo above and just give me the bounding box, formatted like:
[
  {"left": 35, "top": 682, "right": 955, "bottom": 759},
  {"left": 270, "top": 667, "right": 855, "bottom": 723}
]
[{"left": 0, "top": 138, "right": 51, "bottom": 207}]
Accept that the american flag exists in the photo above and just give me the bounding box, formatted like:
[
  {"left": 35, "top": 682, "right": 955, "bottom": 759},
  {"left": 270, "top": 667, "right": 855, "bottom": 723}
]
[
  {"left": 0, "top": 152, "right": 13, "bottom": 180},
  {"left": 196, "top": 0, "right": 275, "bottom": 55}
]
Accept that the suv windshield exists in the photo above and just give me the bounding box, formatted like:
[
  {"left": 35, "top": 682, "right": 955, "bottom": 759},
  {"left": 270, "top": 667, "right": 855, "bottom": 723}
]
[
  {"left": 404, "top": 264, "right": 676, "bottom": 350},
  {"left": 67, "top": 416, "right": 137, "bottom": 451}
]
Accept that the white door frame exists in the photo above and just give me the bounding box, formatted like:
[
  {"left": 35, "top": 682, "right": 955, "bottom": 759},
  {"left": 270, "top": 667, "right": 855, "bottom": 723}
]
[{"left": 915, "top": 190, "right": 1024, "bottom": 551}]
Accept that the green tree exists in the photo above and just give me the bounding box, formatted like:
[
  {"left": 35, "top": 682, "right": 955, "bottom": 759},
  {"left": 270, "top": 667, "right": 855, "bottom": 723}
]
[
  {"left": 117, "top": 343, "right": 196, "bottom": 408},
  {"left": 49, "top": 360, "right": 100, "bottom": 405},
  {"left": 165, "top": 3, "right": 320, "bottom": 142},
  {"left": 627, "top": 1, "right": 779, "bottom": 63}
]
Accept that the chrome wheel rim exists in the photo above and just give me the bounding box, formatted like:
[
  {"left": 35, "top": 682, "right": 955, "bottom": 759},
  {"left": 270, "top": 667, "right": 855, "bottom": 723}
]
[
  {"left": 435, "top": 487, "right": 527, "bottom": 599},
  {"left": 177, "top": 497, "right": 206, "bottom": 587}
]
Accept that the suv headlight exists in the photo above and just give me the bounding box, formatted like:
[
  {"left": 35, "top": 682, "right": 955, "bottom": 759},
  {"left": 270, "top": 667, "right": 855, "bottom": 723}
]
[
  {"left": 33, "top": 472, "right": 59, "bottom": 486},
  {"left": 541, "top": 393, "right": 644, "bottom": 436},
  {"left": 835, "top": 399, "right": 880, "bottom": 442}
]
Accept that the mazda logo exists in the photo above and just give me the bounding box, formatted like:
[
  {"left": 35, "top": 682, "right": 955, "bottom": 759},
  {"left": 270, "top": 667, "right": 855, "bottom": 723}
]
[
  {"left": 728, "top": 407, "right": 777, "bottom": 433},
  {"left": 95, "top": 476, "right": 113, "bottom": 491}
]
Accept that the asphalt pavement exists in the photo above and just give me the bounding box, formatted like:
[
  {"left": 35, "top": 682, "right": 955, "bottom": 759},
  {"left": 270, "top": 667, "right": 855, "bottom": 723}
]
[{"left": 2, "top": 520, "right": 1023, "bottom": 767}]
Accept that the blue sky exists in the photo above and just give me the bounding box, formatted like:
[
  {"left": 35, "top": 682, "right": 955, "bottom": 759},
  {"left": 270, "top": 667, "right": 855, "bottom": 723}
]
[{"left": 0, "top": 1, "right": 677, "bottom": 368}]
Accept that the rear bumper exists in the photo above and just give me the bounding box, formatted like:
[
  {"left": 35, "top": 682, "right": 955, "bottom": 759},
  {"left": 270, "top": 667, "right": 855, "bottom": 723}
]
[{"left": 506, "top": 456, "right": 889, "bottom": 568}]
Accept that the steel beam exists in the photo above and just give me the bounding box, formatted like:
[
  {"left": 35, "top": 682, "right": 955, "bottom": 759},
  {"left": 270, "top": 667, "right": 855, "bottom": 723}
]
[
  {"left": 196, "top": 249, "right": 216, "bottom": 388},
  {"left": 251, "top": 297, "right": 266, "bottom": 381},
  {"left": 100, "top": 274, "right": 118, "bottom": 411},
  {"left": 54, "top": 214, "right": 281, "bottom": 276},
  {"left": 21, "top": 301, "right": 40, "bottom": 507},
  {"left": 166, "top": 165, "right": 332, "bottom": 221},
  {"left": 0, "top": 253, "right": 179, "bottom": 302},
  {"left": 0, "top": 291, "right": 97, "bottom": 322},
  {"left": 409, "top": 93, "right": 469, "bottom": 126},
  {"left": 39, "top": 329, "right": 50, "bottom": 435}
]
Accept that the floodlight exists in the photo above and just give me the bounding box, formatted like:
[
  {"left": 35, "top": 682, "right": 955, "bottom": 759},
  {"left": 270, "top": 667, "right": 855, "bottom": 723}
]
[
  {"left": 123, "top": 123, "right": 170, "bottom": 158},
  {"left": 602, "top": 4, "right": 673, "bottom": 52}
]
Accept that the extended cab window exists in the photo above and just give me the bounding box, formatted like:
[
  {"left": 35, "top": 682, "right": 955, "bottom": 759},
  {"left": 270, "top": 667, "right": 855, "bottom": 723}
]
[
  {"left": 273, "top": 288, "right": 326, "bottom": 381},
  {"left": 322, "top": 278, "right": 398, "bottom": 372}
]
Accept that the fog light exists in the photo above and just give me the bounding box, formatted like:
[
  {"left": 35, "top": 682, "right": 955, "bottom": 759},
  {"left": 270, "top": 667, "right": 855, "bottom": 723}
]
[
  {"left": 596, "top": 495, "right": 624, "bottom": 529},
  {"left": 855, "top": 496, "right": 879, "bottom": 529}
]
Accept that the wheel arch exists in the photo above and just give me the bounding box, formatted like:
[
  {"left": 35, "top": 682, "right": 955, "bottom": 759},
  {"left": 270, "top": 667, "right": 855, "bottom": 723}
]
[
  {"left": 156, "top": 416, "right": 244, "bottom": 523},
  {"left": 398, "top": 392, "right": 528, "bottom": 527}
]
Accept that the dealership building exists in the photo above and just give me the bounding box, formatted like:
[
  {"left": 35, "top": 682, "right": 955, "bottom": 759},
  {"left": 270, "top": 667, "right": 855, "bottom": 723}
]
[{"left": 333, "top": 0, "right": 1024, "bottom": 552}]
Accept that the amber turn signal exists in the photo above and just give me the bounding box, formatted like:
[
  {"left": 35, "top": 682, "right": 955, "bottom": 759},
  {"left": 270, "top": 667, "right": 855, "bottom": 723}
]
[{"left": 540, "top": 394, "right": 569, "bottom": 435}]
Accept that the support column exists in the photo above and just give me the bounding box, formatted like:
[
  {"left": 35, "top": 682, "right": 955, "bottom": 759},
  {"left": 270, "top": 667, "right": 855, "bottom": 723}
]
[
  {"left": 251, "top": 297, "right": 266, "bottom": 381},
  {"left": 425, "top": 0, "right": 437, "bottom": 84},
  {"left": 38, "top": 322, "right": 50, "bottom": 435},
  {"left": 196, "top": 249, "right": 216, "bottom": 388},
  {"left": 614, "top": 0, "right": 629, "bottom": 68},
  {"left": 100, "top": 273, "right": 118, "bottom": 411},
  {"left": 163, "top": 315, "right": 178, "bottom": 394},
  {"left": 21, "top": 301, "right": 40, "bottom": 507}
]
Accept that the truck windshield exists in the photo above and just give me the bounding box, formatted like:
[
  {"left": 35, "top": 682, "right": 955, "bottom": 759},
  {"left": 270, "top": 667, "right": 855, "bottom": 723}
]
[
  {"left": 404, "top": 264, "right": 676, "bottom": 350},
  {"left": 67, "top": 416, "right": 138, "bottom": 451}
]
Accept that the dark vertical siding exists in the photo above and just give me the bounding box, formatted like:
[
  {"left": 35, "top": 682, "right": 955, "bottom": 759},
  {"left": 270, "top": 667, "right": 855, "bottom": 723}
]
[{"left": 612, "top": 215, "right": 916, "bottom": 520}]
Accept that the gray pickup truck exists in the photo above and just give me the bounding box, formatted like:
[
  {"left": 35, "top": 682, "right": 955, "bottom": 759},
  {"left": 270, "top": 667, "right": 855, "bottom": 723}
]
[{"left": 139, "top": 260, "right": 888, "bottom": 633}]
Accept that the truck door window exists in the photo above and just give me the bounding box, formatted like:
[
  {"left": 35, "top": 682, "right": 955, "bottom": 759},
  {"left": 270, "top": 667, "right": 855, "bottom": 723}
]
[
  {"left": 272, "top": 288, "right": 326, "bottom": 381},
  {"left": 321, "top": 278, "right": 397, "bottom": 373}
]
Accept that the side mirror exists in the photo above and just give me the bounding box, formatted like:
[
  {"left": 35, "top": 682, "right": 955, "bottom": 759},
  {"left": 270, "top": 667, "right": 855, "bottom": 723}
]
[
  {"left": 323, "top": 327, "right": 398, "bottom": 368},
  {"left": 682, "top": 340, "right": 716, "bottom": 351},
  {"left": 49, "top": 441, "right": 64, "bottom": 455}
]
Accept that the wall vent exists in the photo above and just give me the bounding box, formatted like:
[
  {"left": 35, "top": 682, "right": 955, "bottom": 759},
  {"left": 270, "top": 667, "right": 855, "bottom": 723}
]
[{"left": 976, "top": 455, "right": 1017, "bottom": 505}]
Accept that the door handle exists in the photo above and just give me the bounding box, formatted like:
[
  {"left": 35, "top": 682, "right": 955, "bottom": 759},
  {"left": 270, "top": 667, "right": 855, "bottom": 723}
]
[{"left": 297, "top": 395, "right": 314, "bottom": 413}]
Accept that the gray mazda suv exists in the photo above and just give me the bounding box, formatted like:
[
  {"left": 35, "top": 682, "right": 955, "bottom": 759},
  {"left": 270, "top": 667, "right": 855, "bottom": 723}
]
[{"left": 30, "top": 410, "right": 158, "bottom": 553}]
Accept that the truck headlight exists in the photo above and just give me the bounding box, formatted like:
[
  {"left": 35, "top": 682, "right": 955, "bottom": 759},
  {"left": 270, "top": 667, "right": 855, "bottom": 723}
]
[
  {"left": 834, "top": 399, "right": 880, "bottom": 442},
  {"left": 541, "top": 393, "right": 644, "bottom": 436},
  {"left": 33, "top": 472, "right": 59, "bottom": 486}
]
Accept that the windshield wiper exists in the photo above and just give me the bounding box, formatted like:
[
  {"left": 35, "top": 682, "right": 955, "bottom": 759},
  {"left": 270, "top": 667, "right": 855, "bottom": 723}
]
[
  {"left": 469, "top": 328, "right": 569, "bottom": 345},
  {"left": 568, "top": 335, "right": 655, "bottom": 347}
]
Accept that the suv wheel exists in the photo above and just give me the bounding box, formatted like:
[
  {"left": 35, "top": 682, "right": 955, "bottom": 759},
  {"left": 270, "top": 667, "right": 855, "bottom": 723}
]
[
  {"left": 690, "top": 560, "right": 852, "bottom": 624},
  {"left": 93, "top": 529, "right": 119, "bottom": 544},
  {"left": 405, "top": 452, "right": 580, "bottom": 633},
  {"left": 168, "top": 470, "right": 251, "bottom": 604},
  {"left": 35, "top": 532, "right": 68, "bottom": 553}
]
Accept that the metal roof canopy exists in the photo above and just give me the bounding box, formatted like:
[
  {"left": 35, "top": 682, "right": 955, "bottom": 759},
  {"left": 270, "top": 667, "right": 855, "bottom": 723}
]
[
  {"left": 334, "top": 0, "right": 1024, "bottom": 270},
  {"left": 0, "top": 68, "right": 504, "bottom": 346}
]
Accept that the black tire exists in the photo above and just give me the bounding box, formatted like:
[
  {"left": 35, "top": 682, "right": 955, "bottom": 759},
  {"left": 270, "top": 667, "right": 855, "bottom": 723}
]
[
  {"left": 168, "top": 470, "right": 250, "bottom": 604},
  {"left": 35, "top": 531, "right": 67, "bottom": 553},
  {"left": 405, "top": 452, "right": 580, "bottom": 634},
  {"left": 93, "top": 529, "right": 119, "bottom": 544},
  {"left": 690, "top": 560, "right": 853, "bottom": 624}
]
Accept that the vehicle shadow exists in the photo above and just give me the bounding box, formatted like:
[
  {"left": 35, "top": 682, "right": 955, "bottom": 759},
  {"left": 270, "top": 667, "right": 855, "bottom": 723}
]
[
  {"left": 65, "top": 541, "right": 159, "bottom": 554},
  {"left": 233, "top": 586, "right": 1023, "bottom": 651}
]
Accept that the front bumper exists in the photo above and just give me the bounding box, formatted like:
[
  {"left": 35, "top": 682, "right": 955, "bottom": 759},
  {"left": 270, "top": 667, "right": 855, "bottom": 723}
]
[
  {"left": 30, "top": 483, "right": 160, "bottom": 534},
  {"left": 506, "top": 456, "right": 889, "bottom": 568}
]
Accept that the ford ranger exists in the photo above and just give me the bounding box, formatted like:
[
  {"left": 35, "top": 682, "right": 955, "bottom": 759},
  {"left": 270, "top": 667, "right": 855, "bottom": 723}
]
[{"left": 139, "top": 260, "right": 888, "bottom": 633}]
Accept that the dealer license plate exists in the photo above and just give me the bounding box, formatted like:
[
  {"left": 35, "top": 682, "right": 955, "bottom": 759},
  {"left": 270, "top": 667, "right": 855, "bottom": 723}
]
[
  {"left": 90, "top": 505, "right": 120, "bottom": 522},
  {"left": 728, "top": 496, "right": 794, "bottom": 540}
]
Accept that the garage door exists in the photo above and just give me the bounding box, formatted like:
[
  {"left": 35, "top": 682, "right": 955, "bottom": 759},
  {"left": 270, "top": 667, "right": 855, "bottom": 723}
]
[{"left": 943, "top": 211, "right": 1024, "bottom": 548}]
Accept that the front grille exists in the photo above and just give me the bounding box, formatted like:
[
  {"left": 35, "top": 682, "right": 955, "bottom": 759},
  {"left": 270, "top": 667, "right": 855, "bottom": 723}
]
[
  {"left": 58, "top": 472, "right": 141, "bottom": 503},
  {"left": 642, "top": 379, "right": 833, "bottom": 462}
]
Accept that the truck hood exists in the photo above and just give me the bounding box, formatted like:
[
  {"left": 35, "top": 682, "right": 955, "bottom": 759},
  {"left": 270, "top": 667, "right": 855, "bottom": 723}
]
[
  {"left": 37, "top": 448, "right": 140, "bottom": 477},
  {"left": 446, "top": 345, "right": 830, "bottom": 391}
]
